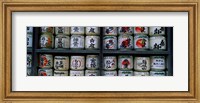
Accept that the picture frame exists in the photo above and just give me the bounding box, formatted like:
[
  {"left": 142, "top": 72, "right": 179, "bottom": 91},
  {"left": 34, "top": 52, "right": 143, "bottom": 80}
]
[{"left": 0, "top": 0, "right": 199, "bottom": 102}]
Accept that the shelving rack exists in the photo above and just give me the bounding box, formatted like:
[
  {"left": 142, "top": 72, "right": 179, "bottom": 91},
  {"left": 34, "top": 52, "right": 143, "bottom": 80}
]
[{"left": 27, "top": 27, "right": 173, "bottom": 76}]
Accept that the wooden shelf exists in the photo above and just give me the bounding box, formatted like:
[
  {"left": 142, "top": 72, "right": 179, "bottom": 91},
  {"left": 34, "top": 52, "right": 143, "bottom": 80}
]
[
  {"left": 35, "top": 49, "right": 100, "bottom": 54},
  {"left": 103, "top": 50, "right": 170, "bottom": 55},
  {"left": 27, "top": 48, "right": 32, "bottom": 53}
]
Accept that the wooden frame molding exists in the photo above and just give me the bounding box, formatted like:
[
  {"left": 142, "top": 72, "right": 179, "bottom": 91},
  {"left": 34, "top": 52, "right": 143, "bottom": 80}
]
[{"left": 0, "top": 0, "right": 199, "bottom": 102}]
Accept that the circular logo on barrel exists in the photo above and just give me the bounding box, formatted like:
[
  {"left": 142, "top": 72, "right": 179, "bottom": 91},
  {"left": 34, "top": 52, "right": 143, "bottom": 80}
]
[
  {"left": 136, "top": 38, "right": 146, "bottom": 48},
  {"left": 39, "top": 70, "right": 47, "bottom": 76},
  {"left": 40, "top": 36, "right": 51, "bottom": 47},
  {"left": 106, "top": 39, "right": 114, "bottom": 49},
  {"left": 106, "top": 27, "right": 114, "bottom": 34},
  {"left": 105, "top": 59, "right": 115, "bottom": 69},
  {"left": 120, "top": 38, "right": 131, "bottom": 48},
  {"left": 135, "top": 27, "right": 145, "bottom": 33},
  {"left": 121, "top": 59, "right": 130, "bottom": 68},
  {"left": 40, "top": 55, "right": 51, "bottom": 67},
  {"left": 137, "top": 60, "right": 147, "bottom": 70},
  {"left": 42, "top": 27, "right": 53, "bottom": 33},
  {"left": 89, "top": 58, "right": 97, "bottom": 68},
  {"left": 120, "top": 27, "right": 131, "bottom": 33},
  {"left": 72, "top": 59, "right": 81, "bottom": 69}
]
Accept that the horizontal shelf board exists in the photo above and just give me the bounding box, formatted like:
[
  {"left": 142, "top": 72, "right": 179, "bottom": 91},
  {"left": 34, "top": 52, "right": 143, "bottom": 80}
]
[
  {"left": 35, "top": 49, "right": 100, "bottom": 54},
  {"left": 27, "top": 48, "right": 32, "bottom": 53},
  {"left": 103, "top": 50, "right": 170, "bottom": 55}
]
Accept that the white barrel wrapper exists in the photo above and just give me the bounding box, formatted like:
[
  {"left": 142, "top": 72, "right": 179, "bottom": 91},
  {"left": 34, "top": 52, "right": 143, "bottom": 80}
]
[
  {"left": 149, "top": 27, "right": 165, "bottom": 36},
  {"left": 86, "top": 27, "right": 100, "bottom": 35},
  {"left": 54, "top": 56, "right": 69, "bottom": 70},
  {"left": 134, "top": 57, "right": 150, "bottom": 72},
  {"left": 85, "top": 36, "right": 100, "bottom": 49},
  {"left": 86, "top": 55, "right": 99, "bottom": 69},
  {"left": 70, "top": 35, "right": 84, "bottom": 49},
  {"left": 71, "top": 27, "right": 84, "bottom": 35},
  {"left": 55, "top": 35, "right": 70, "bottom": 49},
  {"left": 118, "top": 27, "right": 134, "bottom": 35},
  {"left": 150, "top": 56, "right": 165, "bottom": 71},
  {"left": 102, "top": 70, "right": 117, "bottom": 76},
  {"left": 133, "top": 71, "right": 150, "bottom": 76},
  {"left": 150, "top": 36, "right": 166, "bottom": 50},
  {"left": 54, "top": 70, "right": 68, "bottom": 76},
  {"left": 70, "top": 56, "right": 85, "bottom": 70},
  {"left": 118, "top": 55, "right": 133, "bottom": 70},
  {"left": 133, "top": 27, "right": 148, "bottom": 35},
  {"left": 118, "top": 70, "right": 133, "bottom": 76},
  {"left": 38, "top": 69, "right": 53, "bottom": 76},
  {"left": 85, "top": 70, "right": 99, "bottom": 76},
  {"left": 55, "top": 27, "right": 70, "bottom": 35},
  {"left": 103, "top": 56, "right": 117, "bottom": 70},
  {"left": 103, "top": 36, "right": 117, "bottom": 50},
  {"left": 70, "top": 70, "right": 84, "bottom": 76},
  {"left": 103, "top": 27, "right": 117, "bottom": 35}
]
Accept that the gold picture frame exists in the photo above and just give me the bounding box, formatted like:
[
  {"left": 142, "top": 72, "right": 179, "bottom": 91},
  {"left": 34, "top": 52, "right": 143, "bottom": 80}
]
[{"left": 0, "top": 0, "right": 199, "bottom": 102}]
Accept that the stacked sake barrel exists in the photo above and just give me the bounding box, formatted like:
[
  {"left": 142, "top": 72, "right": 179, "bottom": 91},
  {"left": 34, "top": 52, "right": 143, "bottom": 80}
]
[
  {"left": 32, "top": 26, "right": 169, "bottom": 76},
  {"left": 37, "top": 27, "right": 101, "bottom": 76},
  {"left": 27, "top": 27, "right": 33, "bottom": 76},
  {"left": 102, "top": 27, "right": 167, "bottom": 76}
]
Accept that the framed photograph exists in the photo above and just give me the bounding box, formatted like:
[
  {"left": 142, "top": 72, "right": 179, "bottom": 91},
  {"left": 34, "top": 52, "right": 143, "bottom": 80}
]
[{"left": 1, "top": 0, "right": 199, "bottom": 102}]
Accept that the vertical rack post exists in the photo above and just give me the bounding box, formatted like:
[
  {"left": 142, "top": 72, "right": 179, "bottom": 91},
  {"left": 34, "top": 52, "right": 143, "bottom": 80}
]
[
  {"left": 99, "top": 27, "right": 104, "bottom": 76},
  {"left": 32, "top": 27, "right": 40, "bottom": 76},
  {"left": 166, "top": 27, "right": 173, "bottom": 76}
]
